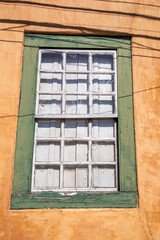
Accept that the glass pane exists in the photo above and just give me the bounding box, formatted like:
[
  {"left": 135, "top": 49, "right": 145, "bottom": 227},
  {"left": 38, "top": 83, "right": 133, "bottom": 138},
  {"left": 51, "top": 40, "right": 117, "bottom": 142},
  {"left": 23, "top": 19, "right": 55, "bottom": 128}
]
[
  {"left": 93, "top": 95, "right": 115, "bottom": 115},
  {"left": 37, "top": 120, "right": 61, "bottom": 138},
  {"left": 66, "top": 53, "right": 88, "bottom": 71},
  {"left": 92, "top": 54, "right": 114, "bottom": 71},
  {"left": 92, "top": 74, "right": 114, "bottom": 93},
  {"left": 38, "top": 95, "right": 62, "bottom": 114},
  {"left": 36, "top": 142, "right": 60, "bottom": 162},
  {"left": 65, "top": 120, "right": 88, "bottom": 138},
  {"left": 66, "top": 95, "right": 89, "bottom": 115},
  {"left": 40, "top": 73, "right": 62, "bottom": 92},
  {"left": 41, "top": 52, "right": 63, "bottom": 71},
  {"left": 63, "top": 166, "right": 88, "bottom": 188},
  {"left": 76, "top": 142, "right": 88, "bottom": 162},
  {"left": 63, "top": 167, "right": 76, "bottom": 188},
  {"left": 92, "top": 120, "right": 114, "bottom": 138},
  {"left": 76, "top": 167, "right": 88, "bottom": 188},
  {"left": 66, "top": 74, "right": 89, "bottom": 92},
  {"left": 92, "top": 166, "right": 115, "bottom": 187},
  {"left": 34, "top": 166, "right": 60, "bottom": 189},
  {"left": 64, "top": 141, "right": 88, "bottom": 162},
  {"left": 64, "top": 142, "right": 76, "bottom": 162},
  {"left": 92, "top": 142, "right": 115, "bottom": 162}
]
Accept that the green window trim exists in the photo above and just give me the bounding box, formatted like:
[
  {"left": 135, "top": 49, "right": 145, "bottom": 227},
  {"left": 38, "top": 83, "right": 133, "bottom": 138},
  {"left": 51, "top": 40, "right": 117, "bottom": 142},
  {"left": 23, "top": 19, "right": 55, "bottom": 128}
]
[{"left": 11, "top": 34, "right": 137, "bottom": 209}]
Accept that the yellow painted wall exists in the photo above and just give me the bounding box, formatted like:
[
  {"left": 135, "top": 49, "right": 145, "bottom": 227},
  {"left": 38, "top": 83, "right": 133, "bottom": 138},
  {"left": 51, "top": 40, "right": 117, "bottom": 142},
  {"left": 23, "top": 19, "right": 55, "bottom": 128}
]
[{"left": 0, "top": 1, "right": 160, "bottom": 239}]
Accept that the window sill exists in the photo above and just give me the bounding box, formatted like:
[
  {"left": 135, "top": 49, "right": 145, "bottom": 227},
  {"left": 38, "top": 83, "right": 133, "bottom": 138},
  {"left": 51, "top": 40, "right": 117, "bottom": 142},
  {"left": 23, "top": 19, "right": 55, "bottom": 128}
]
[{"left": 11, "top": 191, "right": 138, "bottom": 209}]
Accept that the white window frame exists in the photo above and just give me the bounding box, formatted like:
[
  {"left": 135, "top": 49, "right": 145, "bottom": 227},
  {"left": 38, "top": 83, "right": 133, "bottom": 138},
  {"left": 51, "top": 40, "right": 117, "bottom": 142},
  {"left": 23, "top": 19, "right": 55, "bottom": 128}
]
[{"left": 31, "top": 49, "right": 118, "bottom": 193}]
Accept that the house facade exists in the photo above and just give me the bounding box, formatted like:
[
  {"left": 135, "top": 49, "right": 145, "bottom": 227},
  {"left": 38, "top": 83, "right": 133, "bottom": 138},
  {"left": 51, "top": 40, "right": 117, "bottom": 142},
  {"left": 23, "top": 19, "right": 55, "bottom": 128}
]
[{"left": 0, "top": 1, "right": 160, "bottom": 239}]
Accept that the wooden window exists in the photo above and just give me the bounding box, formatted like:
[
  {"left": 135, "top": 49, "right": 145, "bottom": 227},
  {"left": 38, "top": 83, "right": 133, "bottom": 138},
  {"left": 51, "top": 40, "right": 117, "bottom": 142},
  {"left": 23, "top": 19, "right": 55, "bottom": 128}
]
[
  {"left": 32, "top": 50, "right": 118, "bottom": 192},
  {"left": 11, "top": 35, "right": 137, "bottom": 209}
]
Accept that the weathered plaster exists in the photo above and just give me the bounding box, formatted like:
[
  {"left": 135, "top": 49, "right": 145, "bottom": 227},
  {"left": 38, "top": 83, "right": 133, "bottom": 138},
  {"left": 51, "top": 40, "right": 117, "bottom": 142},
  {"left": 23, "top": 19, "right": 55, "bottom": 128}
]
[{"left": 0, "top": 0, "right": 160, "bottom": 239}]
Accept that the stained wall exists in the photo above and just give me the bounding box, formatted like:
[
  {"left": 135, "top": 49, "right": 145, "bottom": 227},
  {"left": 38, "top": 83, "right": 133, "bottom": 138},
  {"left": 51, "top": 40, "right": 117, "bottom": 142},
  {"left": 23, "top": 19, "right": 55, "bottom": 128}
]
[{"left": 0, "top": 0, "right": 160, "bottom": 239}]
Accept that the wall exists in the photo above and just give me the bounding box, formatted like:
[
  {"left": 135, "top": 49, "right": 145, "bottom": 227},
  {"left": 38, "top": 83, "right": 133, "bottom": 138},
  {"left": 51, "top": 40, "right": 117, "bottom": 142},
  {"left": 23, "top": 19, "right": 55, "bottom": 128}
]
[{"left": 0, "top": 0, "right": 160, "bottom": 239}]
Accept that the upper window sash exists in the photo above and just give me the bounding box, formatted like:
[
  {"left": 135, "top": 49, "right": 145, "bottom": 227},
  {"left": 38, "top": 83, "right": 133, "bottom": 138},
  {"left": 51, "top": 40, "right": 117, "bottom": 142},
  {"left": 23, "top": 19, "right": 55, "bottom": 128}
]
[{"left": 35, "top": 49, "right": 117, "bottom": 119}]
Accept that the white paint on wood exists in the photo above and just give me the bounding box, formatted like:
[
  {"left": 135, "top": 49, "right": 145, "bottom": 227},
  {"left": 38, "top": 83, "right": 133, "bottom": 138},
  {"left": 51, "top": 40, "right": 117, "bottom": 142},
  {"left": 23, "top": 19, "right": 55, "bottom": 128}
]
[{"left": 32, "top": 49, "right": 118, "bottom": 192}]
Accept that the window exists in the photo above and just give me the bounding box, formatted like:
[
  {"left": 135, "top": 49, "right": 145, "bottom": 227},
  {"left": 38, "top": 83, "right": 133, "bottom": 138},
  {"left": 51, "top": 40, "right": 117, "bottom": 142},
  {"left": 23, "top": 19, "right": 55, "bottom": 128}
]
[
  {"left": 32, "top": 50, "right": 118, "bottom": 192},
  {"left": 11, "top": 35, "right": 137, "bottom": 209}
]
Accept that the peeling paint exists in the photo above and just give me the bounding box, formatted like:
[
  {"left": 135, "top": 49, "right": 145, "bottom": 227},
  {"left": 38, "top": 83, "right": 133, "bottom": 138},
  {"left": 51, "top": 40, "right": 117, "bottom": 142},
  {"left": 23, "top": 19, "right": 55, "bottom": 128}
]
[{"left": 0, "top": 0, "right": 160, "bottom": 239}]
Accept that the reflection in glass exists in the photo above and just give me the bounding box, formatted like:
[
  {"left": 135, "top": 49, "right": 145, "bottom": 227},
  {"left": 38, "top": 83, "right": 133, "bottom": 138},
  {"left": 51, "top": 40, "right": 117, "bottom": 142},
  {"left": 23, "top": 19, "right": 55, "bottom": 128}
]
[
  {"left": 39, "top": 95, "right": 62, "bottom": 114},
  {"left": 66, "top": 95, "right": 89, "bottom": 115},
  {"left": 66, "top": 54, "right": 88, "bottom": 71},
  {"left": 41, "top": 53, "right": 63, "bottom": 71},
  {"left": 92, "top": 74, "right": 114, "bottom": 93},
  {"left": 66, "top": 74, "right": 89, "bottom": 92},
  {"left": 40, "top": 73, "right": 62, "bottom": 92},
  {"left": 92, "top": 54, "right": 114, "bottom": 71},
  {"left": 93, "top": 95, "right": 115, "bottom": 115}
]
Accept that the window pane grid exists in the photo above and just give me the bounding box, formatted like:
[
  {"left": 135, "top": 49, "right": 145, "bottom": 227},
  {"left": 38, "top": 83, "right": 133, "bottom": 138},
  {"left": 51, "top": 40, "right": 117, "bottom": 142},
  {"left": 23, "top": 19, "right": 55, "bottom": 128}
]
[
  {"left": 37, "top": 51, "right": 117, "bottom": 117},
  {"left": 32, "top": 120, "right": 118, "bottom": 191},
  {"left": 32, "top": 49, "right": 118, "bottom": 192}
]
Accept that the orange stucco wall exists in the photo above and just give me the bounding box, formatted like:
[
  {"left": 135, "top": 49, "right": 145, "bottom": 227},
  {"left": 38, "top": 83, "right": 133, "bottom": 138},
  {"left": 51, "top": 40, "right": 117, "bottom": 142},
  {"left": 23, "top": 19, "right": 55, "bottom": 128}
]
[{"left": 0, "top": 1, "right": 160, "bottom": 239}]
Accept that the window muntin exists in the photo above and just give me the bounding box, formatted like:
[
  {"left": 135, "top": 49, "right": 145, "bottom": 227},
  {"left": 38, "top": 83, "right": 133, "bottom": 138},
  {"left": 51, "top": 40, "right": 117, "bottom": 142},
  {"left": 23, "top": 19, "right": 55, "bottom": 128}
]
[{"left": 31, "top": 49, "right": 118, "bottom": 192}]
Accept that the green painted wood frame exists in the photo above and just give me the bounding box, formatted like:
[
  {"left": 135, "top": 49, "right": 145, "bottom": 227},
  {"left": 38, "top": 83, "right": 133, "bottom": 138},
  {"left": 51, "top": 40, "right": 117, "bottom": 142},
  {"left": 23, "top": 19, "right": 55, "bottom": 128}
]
[{"left": 11, "top": 34, "right": 137, "bottom": 209}]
